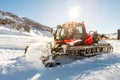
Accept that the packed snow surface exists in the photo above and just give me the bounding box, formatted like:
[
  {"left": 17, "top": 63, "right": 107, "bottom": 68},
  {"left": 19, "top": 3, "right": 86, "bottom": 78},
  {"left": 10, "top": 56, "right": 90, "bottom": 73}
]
[{"left": 0, "top": 25, "right": 120, "bottom": 80}]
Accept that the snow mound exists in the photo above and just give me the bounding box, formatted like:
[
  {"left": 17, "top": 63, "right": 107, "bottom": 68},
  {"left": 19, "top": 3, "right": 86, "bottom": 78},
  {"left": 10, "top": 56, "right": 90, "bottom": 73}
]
[
  {"left": 26, "top": 42, "right": 51, "bottom": 62},
  {"left": 25, "top": 39, "right": 54, "bottom": 68}
]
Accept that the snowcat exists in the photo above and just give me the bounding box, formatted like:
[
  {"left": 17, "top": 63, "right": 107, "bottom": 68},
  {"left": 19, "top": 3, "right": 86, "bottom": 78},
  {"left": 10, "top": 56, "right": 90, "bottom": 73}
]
[{"left": 42, "top": 21, "right": 113, "bottom": 67}]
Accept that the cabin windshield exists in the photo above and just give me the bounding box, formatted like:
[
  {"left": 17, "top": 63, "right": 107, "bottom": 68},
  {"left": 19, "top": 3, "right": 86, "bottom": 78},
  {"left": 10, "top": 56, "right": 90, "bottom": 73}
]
[{"left": 55, "top": 25, "right": 83, "bottom": 40}]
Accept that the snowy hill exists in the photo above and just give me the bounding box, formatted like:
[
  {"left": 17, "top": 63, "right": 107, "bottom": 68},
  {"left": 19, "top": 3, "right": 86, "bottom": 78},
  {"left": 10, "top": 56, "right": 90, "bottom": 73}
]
[
  {"left": 0, "top": 10, "right": 52, "bottom": 33},
  {"left": 0, "top": 10, "right": 53, "bottom": 37}
]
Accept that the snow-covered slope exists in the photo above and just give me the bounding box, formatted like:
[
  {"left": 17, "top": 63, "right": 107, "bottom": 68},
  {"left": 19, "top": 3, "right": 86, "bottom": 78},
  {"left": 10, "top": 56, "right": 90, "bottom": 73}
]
[
  {"left": 0, "top": 10, "right": 52, "bottom": 33},
  {"left": 0, "top": 24, "right": 120, "bottom": 80}
]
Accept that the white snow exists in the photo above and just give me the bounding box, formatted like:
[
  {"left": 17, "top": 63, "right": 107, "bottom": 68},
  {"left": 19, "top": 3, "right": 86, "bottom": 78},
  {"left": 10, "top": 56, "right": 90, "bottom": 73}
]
[
  {"left": 0, "top": 25, "right": 120, "bottom": 80},
  {"left": 71, "top": 63, "right": 120, "bottom": 80}
]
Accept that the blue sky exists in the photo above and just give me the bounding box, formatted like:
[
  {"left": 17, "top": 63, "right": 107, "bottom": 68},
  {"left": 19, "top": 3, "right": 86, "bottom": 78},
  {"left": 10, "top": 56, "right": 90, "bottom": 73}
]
[{"left": 0, "top": 0, "right": 120, "bottom": 33}]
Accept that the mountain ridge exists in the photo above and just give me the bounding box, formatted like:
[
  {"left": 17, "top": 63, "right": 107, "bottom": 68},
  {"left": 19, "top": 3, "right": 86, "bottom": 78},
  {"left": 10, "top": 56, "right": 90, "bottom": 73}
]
[{"left": 0, "top": 10, "right": 52, "bottom": 32}]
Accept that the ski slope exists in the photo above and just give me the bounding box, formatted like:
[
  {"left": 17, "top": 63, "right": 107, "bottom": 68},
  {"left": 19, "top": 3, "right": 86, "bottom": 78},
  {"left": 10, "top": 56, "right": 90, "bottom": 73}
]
[{"left": 0, "top": 25, "right": 120, "bottom": 80}]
